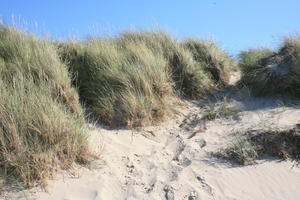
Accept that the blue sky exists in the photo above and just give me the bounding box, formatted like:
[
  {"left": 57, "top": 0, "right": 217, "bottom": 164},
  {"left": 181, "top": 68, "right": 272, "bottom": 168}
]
[{"left": 1, "top": 0, "right": 300, "bottom": 55}]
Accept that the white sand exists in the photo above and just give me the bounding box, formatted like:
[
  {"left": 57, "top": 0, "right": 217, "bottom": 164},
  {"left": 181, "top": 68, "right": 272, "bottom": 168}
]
[{"left": 3, "top": 81, "right": 300, "bottom": 200}]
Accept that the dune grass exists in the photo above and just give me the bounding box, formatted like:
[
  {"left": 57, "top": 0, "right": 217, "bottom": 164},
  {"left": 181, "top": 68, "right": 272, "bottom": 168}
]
[
  {"left": 183, "top": 39, "right": 235, "bottom": 87},
  {"left": 58, "top": 36, "right": 175, "bottom": 127},
  {"left": 58, "top": 31, "right": 233, "bottom": 127},
  {"left": 280, "top": 35, "right": 300, "bottom": 96},
  {"left": 215, "top": 126, "right": 300, "bottom": 165},
  {"left": 201, "top": 96, "right": 241, "bottom": 121},
  {"left": 239, "top": 48, "right": 275, "bottom": 73},
  {"left": 119, "top": 32, "right": 215, "bottom": 99},
  {"left": 239, "top": 48, "right": 274, "bottom": 80},
  {"left": 239, "top": 36, "right": 300, "bottom": 97},
  {"left": 0, "top": 26, "right": 234, "bottom": 187},
  {"left": 0, "top": 26, "right": 92, "bottom": 187}
]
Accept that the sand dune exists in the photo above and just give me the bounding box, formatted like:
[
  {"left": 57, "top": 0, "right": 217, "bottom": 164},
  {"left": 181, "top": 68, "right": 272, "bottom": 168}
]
[{"left": 4, "top": 85, "right": 300, "bottom": 200}]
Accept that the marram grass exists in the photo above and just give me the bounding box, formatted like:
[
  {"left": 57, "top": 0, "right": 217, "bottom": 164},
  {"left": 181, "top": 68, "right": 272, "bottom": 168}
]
[
  {"left": 0, "top": 26, "right": 234, "bottom": 187},
  {"left": 239, "top": 35, "right": 300, "bottom": 97},
  {"left": 0, "top": 26, "right": 92, "bottom": 187},
  {"left": 58, "top": 31, "right": 234, "bottom": 127},
  {"left": 183, "top": 39, "right": 235, "bottom": 87}
]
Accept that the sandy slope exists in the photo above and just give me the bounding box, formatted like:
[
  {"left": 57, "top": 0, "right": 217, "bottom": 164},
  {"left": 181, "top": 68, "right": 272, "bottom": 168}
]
[{"left": 3, "top": 80, "right": 300, "bottom": 200}]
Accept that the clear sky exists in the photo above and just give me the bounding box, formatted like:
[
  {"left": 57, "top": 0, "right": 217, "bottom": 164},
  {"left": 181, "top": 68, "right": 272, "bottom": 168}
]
[{"left": 1, "top": 0, "right": 300, "bottom": 55}]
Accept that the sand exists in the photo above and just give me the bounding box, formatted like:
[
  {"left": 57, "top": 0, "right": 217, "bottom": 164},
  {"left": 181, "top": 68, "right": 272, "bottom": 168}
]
[{"left": 3, "top": 77, "right": 300, "bottom": 200}]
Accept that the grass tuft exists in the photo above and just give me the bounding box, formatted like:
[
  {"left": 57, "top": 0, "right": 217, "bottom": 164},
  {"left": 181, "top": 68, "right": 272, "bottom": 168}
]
[
  {"left": 201, "top": 97, "right": 240, "bottom": 120},
  {"left": 183, "top": 39, "right": 235, "bottom": 87},
  {"left": 0, "top": 26, "right": 92, "bottom": 187},
  {"left": 215, "top": 126, "right": 300, "bottom": 165},
  {"left": 120, "top": 32, "right": 215, "bottom": 99},
  {"left": 239, "top": 35, "right": 300, "bottom": 97},
  {"left": 58, "top": 35, "right": 175, "bottom": 127},
  {"left": 58, "top": 31, "right": 230, "bottom": 127}
]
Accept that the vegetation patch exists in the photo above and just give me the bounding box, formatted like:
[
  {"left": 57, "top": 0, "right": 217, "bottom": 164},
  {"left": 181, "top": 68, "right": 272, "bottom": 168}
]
[
  {"left": 183, "top": 39, "right": 236, "bottom": 87},
  {"left": 201, "top": 97, "right": 241, "bottom": 120},
  {"left": 0, "top": 26, "right": 92, "bottom": 188},
  {"left": 58, "top": 32, "right": 233, "bottom": 127},
  {"left": 58, "top": 36, "right": 175, "bottom": 127},
  {"left": 119, "top": 32, "right": 216, "bottom": 99},
  {"left": 0, "top": 26, "right": 234, "bottom": 188},
  {"left": 215, "top": 126, "right": 300, "bottom": 165},
  {"left": 239, "top": 36, "right": 300, "bottom": 97}
]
